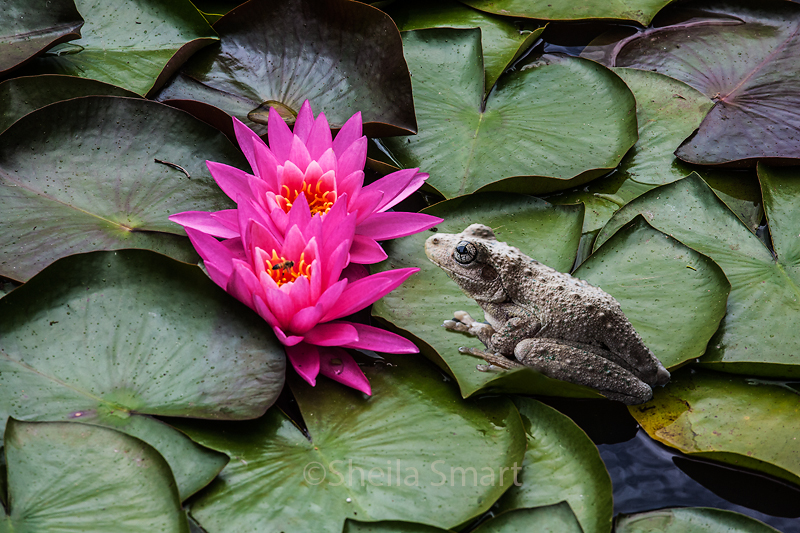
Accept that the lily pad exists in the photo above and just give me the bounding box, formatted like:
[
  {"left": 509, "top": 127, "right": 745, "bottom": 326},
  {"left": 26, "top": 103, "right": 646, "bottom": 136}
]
[
  {"left": 596, "top": 171, "right": 800, "bottom": 376},
  {"left": 175, "top": 354, "right": 526, "bottom": 533},
  {"left": 2, "top": 419, "right": 188, "bottom": 532},
  {"left": 547, "top": 68, "right": 761, "bottom": 239},
  {"left": 0, "top": 74, "right": 139, "bottom": 133},
  {"left": 0, "top": 0, "right": 83, "bottom": 74},
  {"left": 16, "top": 0, "right": 217, "bottom": 96},
  {"left": 0, "top": 250, "right": 286, "bottom": 499},
  {"left": 155, "top": 0, "right": 416, "bottom": 137},
  {"left": 497, "top": 397, "right": 613, "bottom": 533},
  {"left": 343, "top": 520, "right": 447, "bottom": 533},
  {"left": 576, "top": 216, "right": 730, "bottom": 370},
  {"left": 386, "top": 0, "right": 544, "bottom": 91},
  {"left": 473, "top": 504, "right": 583, "bottom": 533},
  {"left": 629, "top": 368, "right": 800, "bottom": 487},
  {"left": 371, "top": 192, "right": 601, "bottom": 400},
  {"left": 617, "top": 507, "right": 781, "bottom": 533},
  {"left": 460, "top": 0, "right": 675, "bottom": 25},
  {"left": 378, "top": 28, "right": 638, "bottom": 197},
  {"left": 0, "top": 96, "right": 244, "bottom": 282},
  {"left": 599, "top": 0, "right": 800, "bottom": 166}
]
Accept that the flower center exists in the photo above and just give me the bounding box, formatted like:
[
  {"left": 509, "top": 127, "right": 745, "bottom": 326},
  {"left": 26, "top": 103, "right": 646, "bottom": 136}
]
[
  {"left": 278, "top": 180, "right": 336, "bottom": 217},
  {"left": 265, "top": 250, "right": 311, "bottom": 286}
]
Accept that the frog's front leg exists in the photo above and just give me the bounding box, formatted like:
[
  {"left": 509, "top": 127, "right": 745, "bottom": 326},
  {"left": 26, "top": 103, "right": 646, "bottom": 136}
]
[
  {"left": 443, "top": 310, "right": 496, "bottom": 347},
  {"left": 515, "top": 338, "right": 654, "bottom": 405}
]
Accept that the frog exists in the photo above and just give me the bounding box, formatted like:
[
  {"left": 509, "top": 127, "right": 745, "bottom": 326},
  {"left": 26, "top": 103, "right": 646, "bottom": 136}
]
[{"left": 424, "top": 223, "right": 670, "bottom": 405}]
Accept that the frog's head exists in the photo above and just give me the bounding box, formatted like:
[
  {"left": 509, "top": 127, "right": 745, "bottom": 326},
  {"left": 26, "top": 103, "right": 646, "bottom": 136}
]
[{"left": 425, "top": 224, "right": 508, "bottom": 303}]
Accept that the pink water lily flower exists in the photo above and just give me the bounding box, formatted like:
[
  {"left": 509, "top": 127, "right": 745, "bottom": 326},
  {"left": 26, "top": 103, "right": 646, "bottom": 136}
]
[
  {"left": 180, "top": 194, "right": 419, "bottom": 395},
  {"left": 171, "top": 101, "right": 441, "bottom": 263}
]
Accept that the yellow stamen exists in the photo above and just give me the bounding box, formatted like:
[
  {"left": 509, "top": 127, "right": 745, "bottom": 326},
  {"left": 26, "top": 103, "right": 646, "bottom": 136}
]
[
  {"left": 265, "top": 250, "right": 311, "bottom": 286},
  {"left": 278, "top": 181, "right": 336, "bottom": 216}
]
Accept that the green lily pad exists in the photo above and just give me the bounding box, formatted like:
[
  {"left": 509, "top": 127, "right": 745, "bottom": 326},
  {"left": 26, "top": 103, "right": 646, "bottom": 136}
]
[
  {"left": 0, "top": 74, "right": 139, "bottom": 133},
  {"left": 191, "top": 0, "right": 241, "bottom": 24},
  {"left": 386, "top": 0, "right": 544, "bottom": 92},
  {"left": 497, "top": 397, "right": 612, "bottom": 533},
  {"left": 629, "top": 368, "right": 800, "bottom": 487},
  {"left": 372, "top": 192, "right": 602, "bottom": 400},
  {"left": 0, "top": 250, "right": 286, "bottom": 500},
  {"left": 16, "top": 0, "right": 217, "bottom": 96},
  {"left": 378, "top": 28, "right": 638, "bottom": 197},
  {"left": 0, "top": 96, "right": 244, "bottom": 282},
  {"left": 600, "top": 0, "right": 800, "bottom": 165},
  {"left": 460, "top": 0, "right": 675, "bottom": 25},
  {"left": 473, "top": 504, "right": 583, "bottom": 533},
  {"left": 0, "top": 0, "right": 83, "bottom": 74},
  {"left": 174, "top": 354, "right": 525, "bottom": 533},
  {"left": 155, "top": 0, "right": 416, "bottom": 137},
  {"left": 343, "top": 520, "right": 448, "bottom": 533},
  {"left": 576, "top": 216, "right": 730, "bottom": 370},
  {"left": 548, "top": 68, "right": 761, "bottom": 239},
  {"left": 2, "top": 419, "right": 188, "bottom": 532},
  {"left": 596, "top": 171, "right": 800, "bottom": 376},
  {"left": 617, "top": 507, "right": 781, "bottom": 533}
]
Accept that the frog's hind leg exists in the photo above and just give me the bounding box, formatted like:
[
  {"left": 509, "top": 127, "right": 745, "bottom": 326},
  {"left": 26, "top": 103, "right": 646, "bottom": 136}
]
[
  {"left": 515, "top": 338, "right": 653, "bottom": 405},
  {"left": 458, "top": 346, "right": 523, "bottom": 370}
]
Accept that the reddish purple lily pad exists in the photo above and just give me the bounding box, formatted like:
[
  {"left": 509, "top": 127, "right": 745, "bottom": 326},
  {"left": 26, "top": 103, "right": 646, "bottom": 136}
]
[
  {"left": 597, "top": 0, "right": 800, "bottom": 166},
  {"left": 155, "top": 0, "right": 416, "bottom": 137}
]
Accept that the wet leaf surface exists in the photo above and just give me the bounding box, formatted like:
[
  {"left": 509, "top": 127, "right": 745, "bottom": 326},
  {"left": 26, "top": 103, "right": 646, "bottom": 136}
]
[
  {"left": 473, "top": 503, "right": 583, "bottom": 533},
  {"left": 460, "top": 0, "right": 675, "bottom": 25},
  {"left": 498, "top": 397, "right": 613, "bottom": 533},
  {"left": 0, "top": 250, "right": 286, "bottom": 499},
  {"left": 597, "top": 171, "right": 800, "bottom": 376},
  {"left": 2, "top": 419, "right": 188, "bottom": 532},
  {"left": 16, "top": 0, "right": 217, "bottom": 96},
  {"left": 599, "top": 0, "right": 800, "bottom": 165},
  {"left": 617, "top": 507, "right": 781, "bottom": 533},
  {"left": 174, "top": 354, "right": 525, "bottom": 533},
  {"left": 629, "top": 368, "right": 800, "bottom": 488},
  {"left": 0, "top": 74, "right": 139, "bottom": 133},
  {"left": 0, "top": 96, "right": 243, "bottom": 282},
  {"left": 155, "top": 0, "right": 416, "bottom": 137},
  {"left": 379, "top": 28, "right": 638, "bottom": 197},
  {"left": 387, "top": 0, "right": 544, "bottom": 91},
  {"left": 0, "top": 0, "right": 83, "bottom": 74}
]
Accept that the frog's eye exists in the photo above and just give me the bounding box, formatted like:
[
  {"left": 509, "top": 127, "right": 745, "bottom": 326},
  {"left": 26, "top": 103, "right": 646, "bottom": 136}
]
[{"left": 453, "top": 240, "right": 478, "bottom": 265}]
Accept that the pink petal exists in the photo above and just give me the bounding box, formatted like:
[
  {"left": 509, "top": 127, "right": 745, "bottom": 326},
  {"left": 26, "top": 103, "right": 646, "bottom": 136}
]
[
  {"left": 169, "top": 211, "right": 239, "bottom": 239},
  {"left": 351, "top": 189, "right": 384, "bottom": 225},
  {"left": 341, "top": 263, "right": 369, "bottom": 283},
  {"left": 318, "top": 347, "right": 371, "bottom": 395},
  {"left": 363, "top": 169, "right": 428, "bottom": 212},
  {"left": 348, "top": 234, "right": 388, "bottom": 264},
  {"left": 232, "top": 117, "right": 267, "bottom": 175},
  {"left": 356, "top": 212, "right": 443, "bottom": 240},
  {"left": 207, "top": 161, "right": 253, "bottom": 203},
  {"left": 341, "top": 323, "right": 419, "bottom": 354},
  {"left": 321, "top": 268, "right": 419, "bottom": 322},
  {"left": 293, "top": 100, "right": 315, "bottom": 143},
  {"left": 226, "top": 260, "right": 260, "bottom": 308},
  {"left": 273, "top": 325, "right": 305, "bottom": 346},
  {"left": 286, "top": 192, "right": 312, "bottom": 233},
  {"left": 287, "top": 135, "right": 312, "bottom": 173},
  {"left": 211, "top": 209, "right": 240, "bottom": 233},
  {"left": 252, "top": 142, "right": 280, "bottom": 191},
  {"left": 268, "top": 107, "right": 294, "bottom": 163},
  {"left": 317, "top": 147, "right": 338, "bottom": 174},
  {"left": 184, "top": 228, "right": 235, "bottom": 286},
  {"left": 323, "top": 241, "right": 351, "bottom": 288},
  {"left": 264, "top": 287, "right": 299, "bottom": 329},
  {"left": 306, "top": 112, "right": 333, "bottom": 160},
  {"left": 288, "top": 305, "right": 323, "bottom": 334},
  {"left": 333, "top": 111, "right": 363, "bottom": 155},
  {"left": 314, "top": 279, "right": 347, "bottom": 317},
  {"left": 336, "top": 136, "right": 367, "bottom": 179},
  {"left": 282, "top": 224, "right": 309, "bottom": 260},
  {"left": 285, "top": 343, "right": 321, "bottom": 385},
  {"left": 303, "top": 322, "right": 359, "bottom": 346},
  {"left": 253, "top": 294, "right": 280, "bottom": 329},
  {"left": 337, "top": 170, "right": 364, "bottom": 200}
]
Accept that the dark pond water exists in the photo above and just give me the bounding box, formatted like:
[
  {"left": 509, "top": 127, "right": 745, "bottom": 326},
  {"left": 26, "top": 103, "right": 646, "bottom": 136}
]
[{"left": 540, "top": 397, "right": 800, "bottom": 533}]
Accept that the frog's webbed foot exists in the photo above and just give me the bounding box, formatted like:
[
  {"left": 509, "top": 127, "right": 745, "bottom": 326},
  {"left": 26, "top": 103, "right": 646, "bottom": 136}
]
[
  {"left": 443, "top": 311, "right": 495, "bottom": 345},
  {"left": 459, "top": 346, "right": 523, "bottom": 371},
  {"left": 515, "top": 338, "right": 653, "bottom": 405}
]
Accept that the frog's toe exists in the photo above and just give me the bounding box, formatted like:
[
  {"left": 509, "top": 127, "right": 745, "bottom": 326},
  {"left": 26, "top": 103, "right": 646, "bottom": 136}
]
[{"left": 443, "top": 319, "right": 470, "bottom": 332}]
